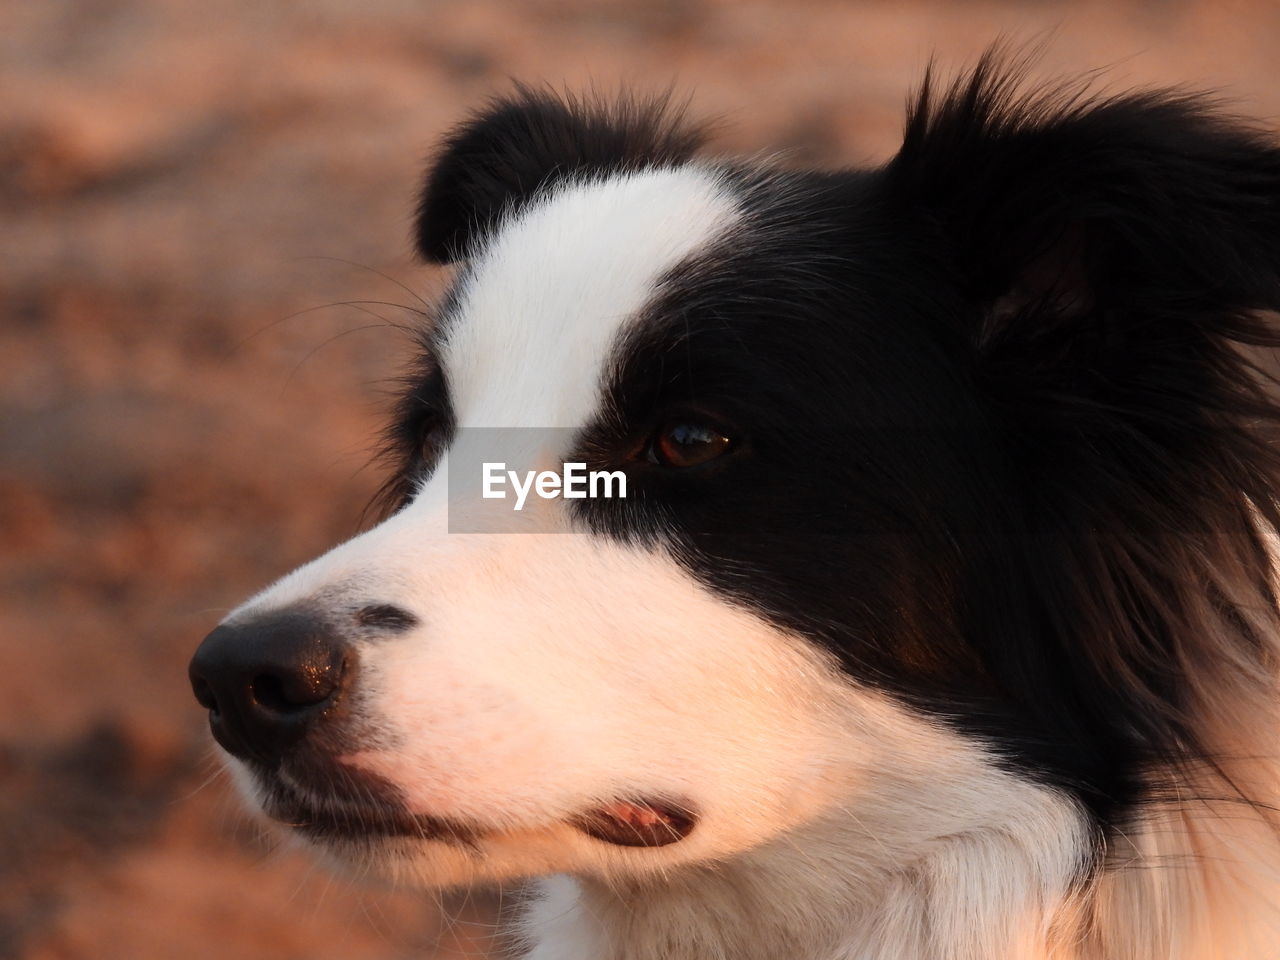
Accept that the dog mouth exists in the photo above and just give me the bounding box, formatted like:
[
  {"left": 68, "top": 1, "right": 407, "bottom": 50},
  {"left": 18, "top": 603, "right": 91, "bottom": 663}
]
[
  {"left": 272, "top": 791, "right": 697, "bottom": 848},
  {"left": 252, "top": 760, "right": 695, "bottom": 848},
  {"left": 266, "top": 788, "right": 470, "bottom": 842},
  {"left": 249, "top": 759, "right": 478, "bottom": 844}
]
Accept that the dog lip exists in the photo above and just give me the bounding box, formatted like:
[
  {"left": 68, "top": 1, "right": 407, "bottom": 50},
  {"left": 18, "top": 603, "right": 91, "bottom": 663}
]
[
  {"left": 571, "top": 797, "right": 698, "bottom": 847},
  {"left": 267, "top": 793, "right": 452, "bottom": 840},
  {"left": 250, "top": 758, "right": 478, "bottom": 844}
]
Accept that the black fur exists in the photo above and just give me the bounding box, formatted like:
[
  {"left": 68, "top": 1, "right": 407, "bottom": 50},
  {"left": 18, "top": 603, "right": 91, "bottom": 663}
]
[{"left": 397, "top": 59, "right": 1280, "bottom": 831}]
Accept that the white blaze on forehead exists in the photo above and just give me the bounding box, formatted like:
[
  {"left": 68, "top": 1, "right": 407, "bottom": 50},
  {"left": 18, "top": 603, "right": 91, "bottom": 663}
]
[{"left": 439, "top": 167, "right": 739, "bottom": 429}]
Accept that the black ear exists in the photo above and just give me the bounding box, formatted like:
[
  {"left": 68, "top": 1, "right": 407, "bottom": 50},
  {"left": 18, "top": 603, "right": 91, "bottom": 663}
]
[
  {"left": 413, "top": 88, "right": 706, "bottom": 263},
  {"left": 888, "top": 53, "right": 1280, "bottom": 342}
]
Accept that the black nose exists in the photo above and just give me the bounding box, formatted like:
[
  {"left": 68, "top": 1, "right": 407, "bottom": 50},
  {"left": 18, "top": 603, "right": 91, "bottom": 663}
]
[{"left": 188, "top": 609, "right": 350, "bottom": 765}]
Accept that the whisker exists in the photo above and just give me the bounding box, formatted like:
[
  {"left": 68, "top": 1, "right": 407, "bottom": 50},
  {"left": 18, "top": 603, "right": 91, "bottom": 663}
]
[
  {"left": 295, "top": 254, "right": 433, "bottom": 310},
  {"left": 225, "top": 298, "right": 423, "bottom": 359},
  {"left": 278, "top": 322, "right": 408, "bottom": 397}
]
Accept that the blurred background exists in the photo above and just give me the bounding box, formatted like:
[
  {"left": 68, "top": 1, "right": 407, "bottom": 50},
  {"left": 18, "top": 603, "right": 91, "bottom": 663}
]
[{"left": 3, "top": 1, "right": 1280, "bottom": 957}]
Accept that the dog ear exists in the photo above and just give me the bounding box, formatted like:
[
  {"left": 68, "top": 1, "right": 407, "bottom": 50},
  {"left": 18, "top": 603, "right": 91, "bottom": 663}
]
[
  {"left": 413, "top": 88, "right": 706, "bottom": 263},
  {"left": 887, "top": 53, "right": 1280, "bottom": 358}
]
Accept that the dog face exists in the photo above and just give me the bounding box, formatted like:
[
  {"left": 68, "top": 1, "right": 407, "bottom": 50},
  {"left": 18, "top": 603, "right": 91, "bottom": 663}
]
[
  {"left": 194, "top": 159, "right": 934, "bottom": 883},
  {"left": 190, "top": 70, "right": 1280, "bottom": 892}
]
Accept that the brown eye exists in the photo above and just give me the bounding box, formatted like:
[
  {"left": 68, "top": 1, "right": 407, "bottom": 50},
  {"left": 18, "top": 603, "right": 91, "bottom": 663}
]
[{"left": 648, "top": 421, "right": 733, "bottom": 468}]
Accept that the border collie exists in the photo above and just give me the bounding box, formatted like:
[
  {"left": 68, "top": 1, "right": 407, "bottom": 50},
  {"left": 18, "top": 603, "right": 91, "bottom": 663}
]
[{"left": 189, "top": 53, "right": 1280, "bottom": 959}]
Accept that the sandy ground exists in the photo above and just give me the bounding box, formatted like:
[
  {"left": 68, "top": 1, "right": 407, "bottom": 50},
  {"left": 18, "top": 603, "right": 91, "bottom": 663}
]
[{"left": 4, "top": 1, "right": 1280, "bottom": 957}]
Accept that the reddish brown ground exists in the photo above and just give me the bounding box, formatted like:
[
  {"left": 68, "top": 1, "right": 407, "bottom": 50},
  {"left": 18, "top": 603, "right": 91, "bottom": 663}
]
[{"left": 4, "top": 1, "right": 1280, "bottom": 957}]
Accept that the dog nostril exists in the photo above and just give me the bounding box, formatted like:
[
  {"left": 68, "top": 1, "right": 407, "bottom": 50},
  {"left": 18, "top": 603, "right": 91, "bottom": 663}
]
[
  {"left": 249, "top": 662, "right": 342, "bottom": 714},
  {"left": 250, "top": 673, "right": 291, "bottom": 712}
]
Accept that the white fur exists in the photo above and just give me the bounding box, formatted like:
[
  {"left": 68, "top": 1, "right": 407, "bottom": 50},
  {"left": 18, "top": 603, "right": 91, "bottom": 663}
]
[{"left": 443, "top": 167, "right": 739, "bottom": 430}]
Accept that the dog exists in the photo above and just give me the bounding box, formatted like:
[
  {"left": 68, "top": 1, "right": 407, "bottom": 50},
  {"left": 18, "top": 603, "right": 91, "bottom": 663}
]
[{"left": 189, "top": 53, "right": 1280, "bottom": 959}]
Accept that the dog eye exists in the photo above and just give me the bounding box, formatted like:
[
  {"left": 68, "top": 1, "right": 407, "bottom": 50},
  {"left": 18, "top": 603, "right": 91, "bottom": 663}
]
[{"left": 647, "top": 420, "right": 733, "bottom": 468}]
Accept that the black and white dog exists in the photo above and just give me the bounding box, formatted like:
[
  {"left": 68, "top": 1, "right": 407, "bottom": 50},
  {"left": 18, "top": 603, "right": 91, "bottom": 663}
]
[{"left": 190, "top": 54, "right": 1280, "bottom": 959}]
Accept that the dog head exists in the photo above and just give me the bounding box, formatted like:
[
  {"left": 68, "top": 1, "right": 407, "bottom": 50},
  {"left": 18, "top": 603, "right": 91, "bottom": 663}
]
[{"left": 190, "top": 63, "right": 1280, "bottom": 891}]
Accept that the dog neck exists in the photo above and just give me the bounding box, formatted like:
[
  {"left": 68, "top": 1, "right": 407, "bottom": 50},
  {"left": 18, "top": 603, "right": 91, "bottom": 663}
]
[{"left": 517, "top": 764, "right": 1090, "bottom": 960}]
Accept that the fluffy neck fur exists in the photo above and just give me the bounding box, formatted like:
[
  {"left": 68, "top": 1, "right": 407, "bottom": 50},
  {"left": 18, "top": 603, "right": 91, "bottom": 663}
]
[{"left": 516, "top": 786, "right": 1280, "bottom": 960}]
